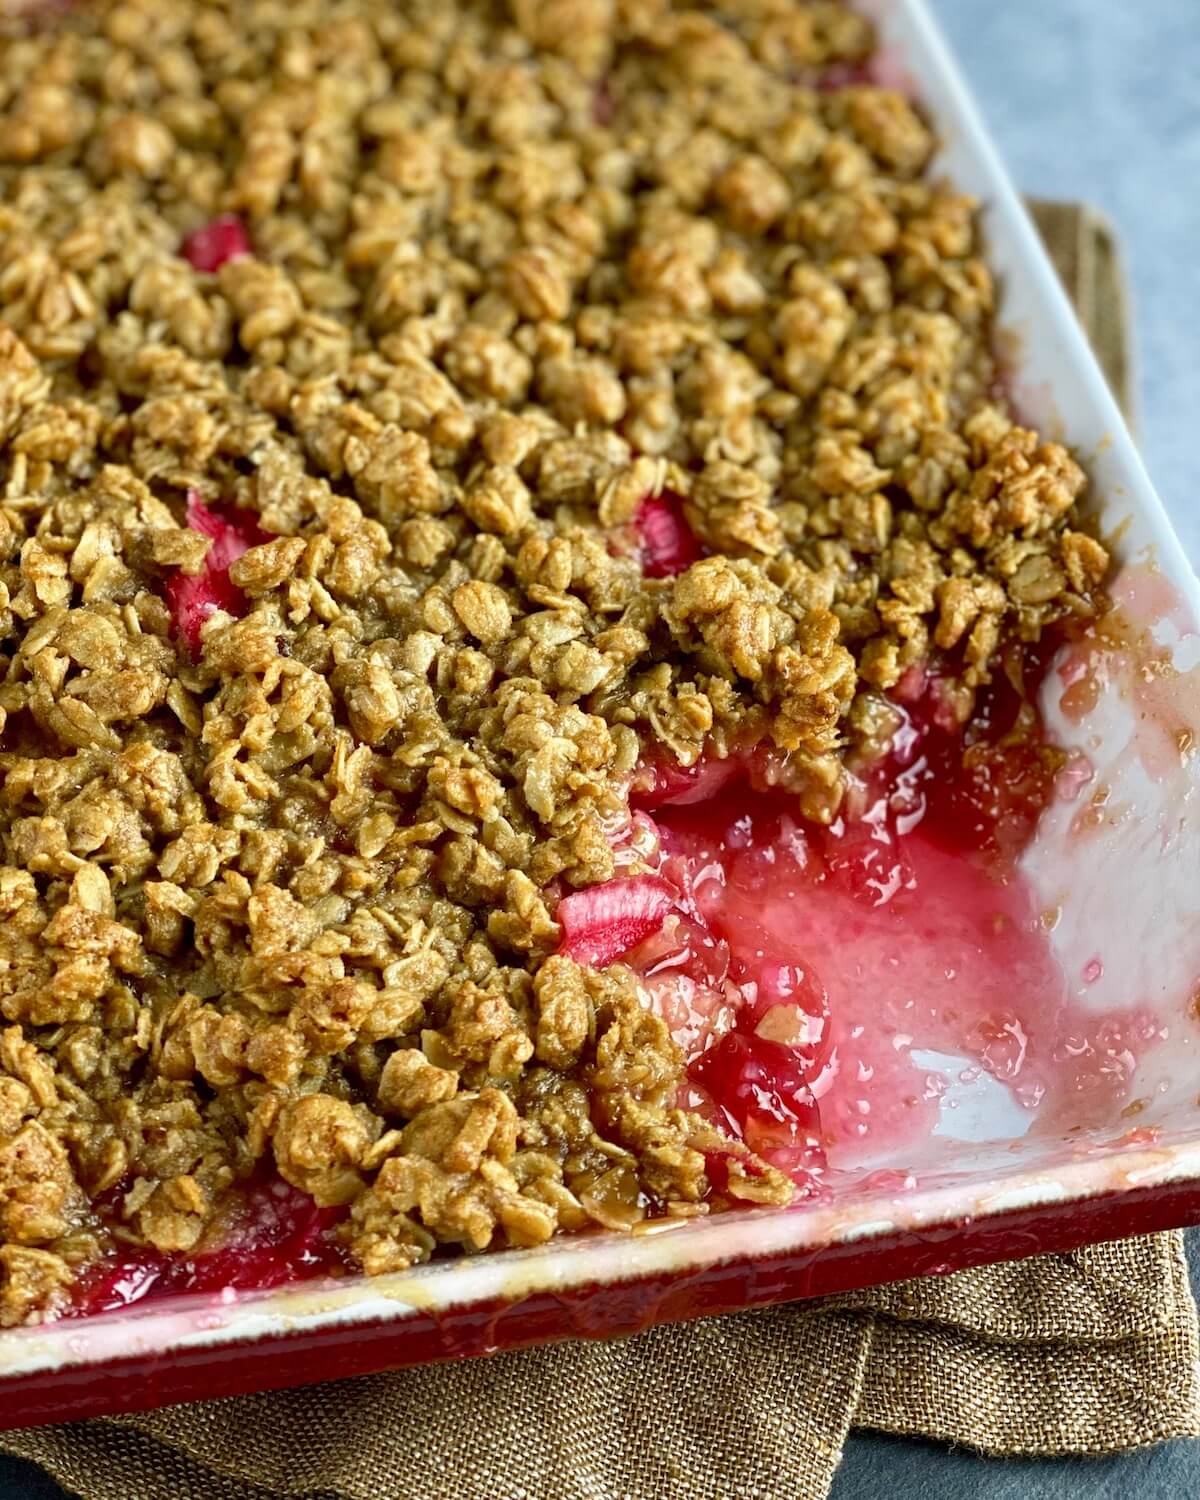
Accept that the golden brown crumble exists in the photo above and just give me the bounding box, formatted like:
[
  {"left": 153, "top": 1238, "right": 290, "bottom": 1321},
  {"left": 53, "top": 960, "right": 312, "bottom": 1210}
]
[{"left": 0, "top": 0, "right": 1108, "bottom": 1323}]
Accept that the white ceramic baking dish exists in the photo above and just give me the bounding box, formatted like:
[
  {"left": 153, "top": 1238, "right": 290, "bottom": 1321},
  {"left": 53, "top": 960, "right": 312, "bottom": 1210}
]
[{"left": 3, "top": 0, "right": 1199, "bottom": 1429}]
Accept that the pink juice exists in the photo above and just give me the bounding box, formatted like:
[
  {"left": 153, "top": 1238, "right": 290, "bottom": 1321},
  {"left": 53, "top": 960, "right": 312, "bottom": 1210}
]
[{"left": 574, "top": 645, "right": 1163, "bottom": 1192}]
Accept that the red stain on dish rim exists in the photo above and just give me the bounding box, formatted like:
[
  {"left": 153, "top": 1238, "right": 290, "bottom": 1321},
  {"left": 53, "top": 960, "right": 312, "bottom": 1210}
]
[
  {"left": 1052, "top": 564, "right": 1200, "bottom": 782},
  {"left": 1110, "top": 562, "right": 1200, "bottom": 638},
  {"left": 862, "top": 44, "right": 922, "bottom": 100},
  {"left": 814, "top": 50, "right": 919, "bottom": 97}
]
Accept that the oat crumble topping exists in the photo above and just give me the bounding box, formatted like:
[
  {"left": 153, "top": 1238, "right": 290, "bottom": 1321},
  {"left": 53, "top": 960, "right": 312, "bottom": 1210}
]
[{"left": 0, "top": 0, "right": 1109, "bottom": 1323}]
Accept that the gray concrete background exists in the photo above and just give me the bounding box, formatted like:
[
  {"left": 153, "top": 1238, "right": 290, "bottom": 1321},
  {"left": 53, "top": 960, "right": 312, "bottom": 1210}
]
[{"left": 1, "top": 2, "right": 1197, "bottom": 1496}]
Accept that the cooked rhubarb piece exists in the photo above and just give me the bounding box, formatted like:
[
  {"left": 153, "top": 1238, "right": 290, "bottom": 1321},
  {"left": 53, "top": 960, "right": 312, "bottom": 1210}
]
[
  {"left": 164, "top": 492, "right": 271, "bottom": 656},
  {"left": 689, "top": 1027, "right": 824, "bottom": 1176},
  {"left": 75, "top": 1182, "right": 345, "bottom": 1315},
  {"left": 634, "top": 491, "right": 704, "bottom": 578},
  {"left": 816, "top": 61, "right": 874, "bottom": 90},
  {"left": 592, "top": 78, "right": 615, "bottom": 127},
  {"left": 180, "top": 214, "right": 251, "bottom": 272},
  {"left": 558, "top": 874, "right": 682, "bottom": 969},
  {"left": 0, "top": 0, "right": 76, "bottom": 29},
  {"left": 862, "top": 647, "right": 1064, "bottom": 868},
  {"left": 630, "top": 752, "right": 742, "bottom": 809}
]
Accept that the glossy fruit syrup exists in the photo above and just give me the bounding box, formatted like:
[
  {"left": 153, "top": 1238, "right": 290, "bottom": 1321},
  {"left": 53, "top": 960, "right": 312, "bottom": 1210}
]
[
  {"left": 73, "top": 1179, "right": 346, "bottom": 1316},
  {"left": 560, "top": 644, "right": 1165, "bottom": 1198}
]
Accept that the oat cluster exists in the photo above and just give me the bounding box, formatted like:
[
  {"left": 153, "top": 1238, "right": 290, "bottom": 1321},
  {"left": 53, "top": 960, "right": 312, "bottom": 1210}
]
[{"left": 0, "top": 0, "right": 1108, "bottom": 1323}]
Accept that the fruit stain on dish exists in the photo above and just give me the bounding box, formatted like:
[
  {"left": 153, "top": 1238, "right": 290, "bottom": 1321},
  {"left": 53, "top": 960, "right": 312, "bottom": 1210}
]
[{"left": 560, "top": 639, "right": 1169, "bottom": 1198}]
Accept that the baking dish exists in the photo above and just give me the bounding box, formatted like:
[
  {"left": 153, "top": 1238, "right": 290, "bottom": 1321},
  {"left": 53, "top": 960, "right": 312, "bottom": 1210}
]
[{"left": 3, "top": 0, "right": 1199, "bottom": 1429}]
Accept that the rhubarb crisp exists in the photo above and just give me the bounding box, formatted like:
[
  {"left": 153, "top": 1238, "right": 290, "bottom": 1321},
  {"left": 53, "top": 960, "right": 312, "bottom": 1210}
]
[{"left": 0, "top": 0, "right": 1111, "bottom": 1324}]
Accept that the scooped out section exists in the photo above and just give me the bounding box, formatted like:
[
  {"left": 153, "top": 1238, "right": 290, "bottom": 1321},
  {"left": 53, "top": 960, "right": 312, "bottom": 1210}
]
[{"left": 561, "top": 644, "right": 1166, "bottom": 1196}]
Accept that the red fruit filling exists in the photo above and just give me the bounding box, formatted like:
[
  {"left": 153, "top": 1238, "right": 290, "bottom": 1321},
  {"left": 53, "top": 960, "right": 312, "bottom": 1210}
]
[
  {"left": 165, "top": 491, "right": 272, "bottom": 656},
  {"left": 634, "top": 491, "right": 704, "bottom": 578},
  {"left": 689, "top": 1029, "right": 823, "bottom": 1178},
  {"left": 1, "top": 0, "right": 76, "bottom": 30},
  {"left": 73, "top": 1180, "right": 346, "bottom": 1317},
  {"left": 872, "top": 643, "right": 1065, "bottom": 868},
  {"left": 592, "top": 78, "right": 615, "bottom": 127},
  {"left": 181, "top": 214, "right": 251, "bottom": 273},
  {"left": 561, "top": 639, "right": 1161, "bottom": 1194},
  {"left": 815, "top": 61, "right": 874, "bottom": 91}
]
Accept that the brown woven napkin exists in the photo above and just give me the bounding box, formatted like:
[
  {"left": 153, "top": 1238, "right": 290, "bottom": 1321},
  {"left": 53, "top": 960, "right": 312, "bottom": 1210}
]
[{"left": 4, "top": 203, "right": 1197, "bottom": 1500}]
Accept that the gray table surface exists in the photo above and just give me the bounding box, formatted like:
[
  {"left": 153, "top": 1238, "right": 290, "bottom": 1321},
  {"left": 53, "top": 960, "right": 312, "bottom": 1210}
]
[{"left": 2, "top": 2, "right": 1198, "bottom": 1496}]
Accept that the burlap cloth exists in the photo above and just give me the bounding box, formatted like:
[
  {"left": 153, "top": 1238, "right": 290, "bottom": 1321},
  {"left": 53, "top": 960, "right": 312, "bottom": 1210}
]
[{"left": 3, "top": 203, "right": 1197, "bottom": 1500}]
